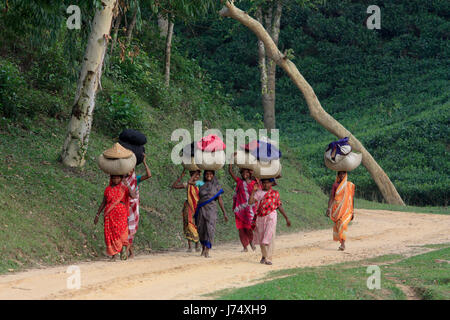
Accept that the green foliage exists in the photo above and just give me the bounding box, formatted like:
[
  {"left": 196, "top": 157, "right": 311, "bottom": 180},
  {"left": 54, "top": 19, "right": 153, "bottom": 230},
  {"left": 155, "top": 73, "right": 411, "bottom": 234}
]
[
  {"left": 96, "top": 91, "right": 145, "bottom": 136},
  {"left": 179, "top": 0, "right": 450, "bottom": 205},
  {"left": 0, "top": 58, "right": 68, "bottom": 121},
  {"left": 28, "top": 44, "right": 72, "bottom": 93},
  {"left": 0, "top": 60, "right": 27, "bottom": 119}
]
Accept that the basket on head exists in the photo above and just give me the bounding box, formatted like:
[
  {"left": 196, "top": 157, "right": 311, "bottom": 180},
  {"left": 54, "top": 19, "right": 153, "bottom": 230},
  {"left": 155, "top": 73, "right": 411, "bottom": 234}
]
[
  {"left": 98, "top": 153, "right": 137, "bottom": 175},
  {"left": 180, "top": 142, "right": 199, "bottom": 171},
  {"left": 253, "top": 158, "right": 282, "bottom": 179},
  {"left": 195, "top": 149, "right": 226, "bottom": 171},
  {"left": 324, "top": 152, "right": 362, "bottom": 171},
  {"left": 103, "top": 142, "right": 134, "bottom": 159},
  {"left": 234, "top": 149, "right": 257, "bottom": 171}
]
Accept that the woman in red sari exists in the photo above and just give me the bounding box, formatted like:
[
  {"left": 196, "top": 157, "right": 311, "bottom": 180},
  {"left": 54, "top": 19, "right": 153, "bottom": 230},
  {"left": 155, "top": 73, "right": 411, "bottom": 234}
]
[{"left": 95, "top": 175, "right": 137, "bottom": 261}]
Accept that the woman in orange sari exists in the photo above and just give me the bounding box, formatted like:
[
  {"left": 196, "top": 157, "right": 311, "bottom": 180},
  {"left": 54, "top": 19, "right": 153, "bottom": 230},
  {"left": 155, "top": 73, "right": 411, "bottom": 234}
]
[
  {"left": 326, "top": 171, "right": 355, "bottom": 251},
  {"left": 95, "top": 175, "right": 137, "bottom": 261},
  {"left": 172, "top": 169, "right": 202, "bottom": 252}
]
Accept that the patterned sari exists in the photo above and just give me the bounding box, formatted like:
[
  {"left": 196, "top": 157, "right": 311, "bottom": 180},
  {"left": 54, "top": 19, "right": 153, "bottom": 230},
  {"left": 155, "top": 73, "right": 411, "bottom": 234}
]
[
  {"left": 126, "top": 171, "right": 139, "bottom": 245},
  {"left": 233, "top": 178, "right": 256, "bottom": 229},
  {"left": 103, "top": 182, "right": 130, "bottom": 256},
  {"left": 233, "top": 178, "right": 256, "bottom": 247},
  {"left": 330, "top": 173, "right": 355, "bottom": 242},
  {"left": 195, "top": 176, "right": 224, "bottom": 249},
  {"left": 182, "top": 184, "right": 200, "bottom": 242}
]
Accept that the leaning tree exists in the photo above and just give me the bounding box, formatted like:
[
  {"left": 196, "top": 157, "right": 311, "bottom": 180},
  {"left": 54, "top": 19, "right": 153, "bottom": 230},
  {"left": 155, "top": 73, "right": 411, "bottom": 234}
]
[{"left": 219, "top": 0, "right": 405, "bottom": 205}]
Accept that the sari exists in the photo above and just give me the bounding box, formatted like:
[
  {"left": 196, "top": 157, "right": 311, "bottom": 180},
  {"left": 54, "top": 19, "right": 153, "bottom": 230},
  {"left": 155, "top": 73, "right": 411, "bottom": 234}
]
[
  {"left": 103, "top": 181, "right": 130, "bottom": 256},
  {"left": 330, "top": 172, "right": 355, "bottom": 242},
  {"left": 126, "top": 171, "right": 139, "bottom": 245},
  {"left": 252, "top": 188, "right": 280, "bottom": 262},
  {"left": 195, "top": 176, "right": 224, "bottom": 249},
  {"left": 182, "top": 184, "right": 200, "bottom": 242},
  {"left": 232, "top": 178, "right": 256, "bottom": 247}
]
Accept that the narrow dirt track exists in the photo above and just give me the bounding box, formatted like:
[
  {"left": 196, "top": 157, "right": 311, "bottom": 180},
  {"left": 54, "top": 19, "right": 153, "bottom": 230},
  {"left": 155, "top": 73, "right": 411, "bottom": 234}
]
[{"left": 1, "top": 209, "right": 449, "bottom": 300}]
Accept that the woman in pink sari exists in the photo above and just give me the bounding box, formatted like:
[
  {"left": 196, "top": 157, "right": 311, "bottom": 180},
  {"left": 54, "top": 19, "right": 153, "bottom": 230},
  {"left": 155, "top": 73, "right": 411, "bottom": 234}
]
[
  {"left": 125, "top": 154, "right": 151, "bottom": 258},
  {"left": 249, "top": 178, "right": 291, "bottom": 265},
  {"left": 228, "top": 164, "right": 257, "bottom": 252}
]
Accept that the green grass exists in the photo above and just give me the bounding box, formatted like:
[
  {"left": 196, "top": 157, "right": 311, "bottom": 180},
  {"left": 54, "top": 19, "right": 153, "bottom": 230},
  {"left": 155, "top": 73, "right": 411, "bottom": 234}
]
[
  {"left": 215, "top": 246, "right": 450, "bottom": 300},
  {"left": 355, "top": 198, "right": 449, "bottom": 215}
]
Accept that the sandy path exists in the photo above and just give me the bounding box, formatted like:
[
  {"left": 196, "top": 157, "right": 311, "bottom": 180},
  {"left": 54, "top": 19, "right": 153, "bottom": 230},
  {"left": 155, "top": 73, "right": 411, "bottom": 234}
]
[{"left": 1, "top": 209, "right": 449, "bottom": 300}]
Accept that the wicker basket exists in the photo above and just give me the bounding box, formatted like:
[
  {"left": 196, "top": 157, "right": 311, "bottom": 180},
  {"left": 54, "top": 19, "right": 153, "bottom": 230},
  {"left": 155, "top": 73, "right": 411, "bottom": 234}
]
[
  {"left": 194, "top": 149, "right": 226, "bottom": 171},
  {"left": 98, "top": 153, "right": 137, "bottom": 175},
  {"left": 181, "top": 156, "right": 200, "bottom": 171},
  {"left": 253, "top": 159, "right": 282, "bottom": 179},
  {"left": 234, "top": 150, "right": 258, "bottom": 171}
]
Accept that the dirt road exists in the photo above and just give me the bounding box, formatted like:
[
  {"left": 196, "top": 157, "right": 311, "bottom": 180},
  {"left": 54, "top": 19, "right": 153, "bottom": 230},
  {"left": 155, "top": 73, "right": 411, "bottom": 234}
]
[{"left": 1, "top": 209, "right": 449, "bottom": 300}]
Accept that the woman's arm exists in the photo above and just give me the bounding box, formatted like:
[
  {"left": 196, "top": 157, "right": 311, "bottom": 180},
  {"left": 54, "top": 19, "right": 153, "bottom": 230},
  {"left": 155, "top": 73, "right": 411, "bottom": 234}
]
[
  {"left": 187, "top": 174, "right": 198, "bottom": 186},
  {"left": 171, "top": 169, "right": 186, "bottom": 189},
  {"left": 218, "top": 196, "right": 228, "bottom": 222},
  {"left": 94, "top": 196, "right": 107, "bottom": 225},
  {"left": 139, "top": 154, "right": 152, "bottom": 182},
  {"left": 228, "top": 162, "right": 239, "bottom": 182},
  {"left": 277, "top": 205, "right": 291, "bottom": 227}
]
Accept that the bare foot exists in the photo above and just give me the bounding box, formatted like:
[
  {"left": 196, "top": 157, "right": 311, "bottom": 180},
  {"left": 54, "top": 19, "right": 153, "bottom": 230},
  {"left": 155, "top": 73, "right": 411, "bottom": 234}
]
[
  {"left": 242, "top": 247, "right": 248, "bottom": 252},
  {"left": 187, "top": 248, "right": 193, "bottom": 253},
  {"left": 250, "top": 242, "right": 256, "bottom": 251},
  {"left": 128, "top": 247, "right": 134, "bottom": 259},
  {"left": 111, "top": 255, "right": 117, "bottom": 262},
  {"left": 120, "top": 246, "right": 128, "bottom": 260}
]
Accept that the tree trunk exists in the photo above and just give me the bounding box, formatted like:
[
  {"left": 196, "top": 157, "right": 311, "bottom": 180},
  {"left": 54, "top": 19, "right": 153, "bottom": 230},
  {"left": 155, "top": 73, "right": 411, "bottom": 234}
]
[
  {"left": 61, "top": 0, "right": 117, "bottom": 168},
  {"left": 256, "top": 1, "right": 282, "bottom": 130},
  {"left": 110, "top": 12, "right": 122, "bottom": 54},
  {"left": 158, "top": 14, "right": 169, "bottom": 38},
  {"left": 164, "top": 18, "right": 174, "bottom": 87},
  {"left": 265, "top": 1, "right": 282, "bottom": 130},
  {"left": 126, "top": 7, "right": 137, "bottom": 46},
  {"left": 219, "top": 1, "right": 405, "bottom": 205}
]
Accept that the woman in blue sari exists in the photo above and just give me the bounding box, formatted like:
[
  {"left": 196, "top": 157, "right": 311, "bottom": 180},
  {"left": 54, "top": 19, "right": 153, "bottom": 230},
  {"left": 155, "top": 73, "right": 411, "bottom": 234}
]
[{"left": 195, "top": 170, "right": 228, "bottom": 258}]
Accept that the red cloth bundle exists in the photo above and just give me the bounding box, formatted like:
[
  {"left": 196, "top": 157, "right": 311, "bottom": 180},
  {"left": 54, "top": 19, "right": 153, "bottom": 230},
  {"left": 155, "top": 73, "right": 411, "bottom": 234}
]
[{"left": 196, "top": 134, "right": 226, "bottom": 152}]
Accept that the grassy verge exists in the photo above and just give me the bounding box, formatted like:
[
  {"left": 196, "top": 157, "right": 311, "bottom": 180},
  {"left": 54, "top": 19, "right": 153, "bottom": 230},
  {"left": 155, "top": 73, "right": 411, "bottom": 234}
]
[
  {"left": 355, "top": 198, "right": 449, "bottom": 215},
  {"left": 215, "top": 245, "right": 450, "bottom": 300}
]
